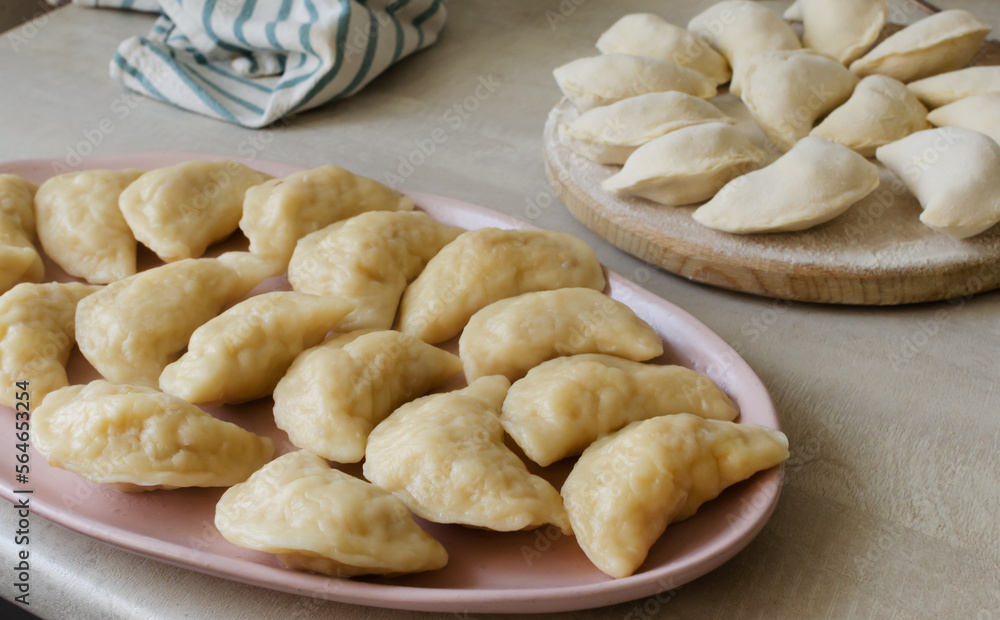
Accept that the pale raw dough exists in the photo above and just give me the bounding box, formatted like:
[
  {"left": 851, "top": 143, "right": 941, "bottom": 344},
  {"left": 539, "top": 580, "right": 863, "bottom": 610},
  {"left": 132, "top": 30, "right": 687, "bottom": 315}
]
[
  {"left": 562, "top": 414, "right": 789, "bottom": 578},
  {"left": 363, "top": 376, "right": 572, "bottom": 534},
  {"left": 908, "top": 67, "right": 1000, "bottom": 109},
  {"left": 273, "top": 329, "right": 463, "bottom": 463},
  {"left": 30, "top": 380, "right": 273, "bottom": 492},
  {"left": 459, "top": 288, "right": 663, "bottom": 382},
  {"left": 395, "top": 228, "right": 605, "bottom": 344},
  {"left": 601, "top": 122, "right": 764, "bottom": 206},
  {"left": 559, "top": 91, "right": 733, "bottom": 165},
  {"left": 159, "top": 291, "right": 355, "bottom": 405},
  {"left": 811, "top": 75, "right": 931, "bottom": 157},
  {"left": 693, "top": 137, "right": 880, "bottom": 233},
  {"left": 552, "top": 54, "right": 716, "bottom": 112},
  {"left": 0, "top": 282, "right": 101, "bottom": 408},
  {"left": 287, "top": 211, "right": 463, "bottom": 331},
  {"left": 501, "top": 354, "right": 738, "bottom": 467},
  {"left": 119, "top": 160, "right": 271, "bottom": 262},
  {"left": 927, "top": 94, "right": 1000, "bottom": 145},
  {"left": 35, "top": 169, "right": 143, "bottom": 283},
  {"left": 0, "top": 174, "right": 42, "bottom": 295},
  {"left": 850, "top": 10, "right": 991, "bottom": 83},
  {"left": 784, "top": 0, "right": 887, "bottom": 64},
  {"left": 876, "top": 127, "right": 1000, "bottom": 239}
]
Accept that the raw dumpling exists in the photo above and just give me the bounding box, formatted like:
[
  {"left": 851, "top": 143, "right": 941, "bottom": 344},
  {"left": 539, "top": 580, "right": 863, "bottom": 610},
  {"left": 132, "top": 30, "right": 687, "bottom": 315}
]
[
  {"left": 287, "top": 211, "right": 463, "bottom": 331},
  {"left": 119, "top": 160, "right": 271, "bottom": 262},
  {"left": 396, "top": 228, "right": 605, "bottom": 344},
  {"left": 364, "top": 376, "right": 572, "bottom": 534},
  {"left": 0, "top": 282, "right": 101, "bottom": 408},
  {"left": 687, "top": 1, "right": 801, "bottom": 96},
  {"left": 849, "top": 10, "right": 991, "bottom": 83},
  {"left": 601, "top": 122, "right": 763, "bottom": 206},
  {"left": 559, "top": 92, "right": 733, "bottom": 165},
  {"left": 75, "top": 252, "right": 274, "bottom": 387},
  {"left": 273, "top": 329, "right": 463, "bottom": 463},
  {"left": 501, "top": 354, "right": 738, "bottom": 467},
  {"left": 34, "top": 169, "right": 143, "bottom": 283},
  {"left": 0, "top": 175, "right": 42, "bottom": 294},
  {"left": 693, "top": 137, "right": 880, "bottom": 233},
  {"left": 240, "top": 165, "right": 414, "bottom": 269},
  {"left": 159, "top": 292, "right": 355, "bottom": 405},
  {"left": 908, "top": 67, "right": 1000, "bottom": 109},
  {"left": 784, "top": 0, "right": 887, "bottom": 64},
  {"left": 741, "top": 50, "right": 859, "bottom": 151},
  {"left": 30, "top": 380, "right": 273, "bottom": 492},
  {"left": 811, "top": 75, "right": 930, "bottom": 157},
  {"left": 562, "top": 414, "right": 789, "bottom": 578},
  {"left": 596, "top": 14, "right": 731, "bottom": 85},
  {"left": 927, "top": 94, "right": 1000, "bottom": 145},
  {"left": 459, "top": 288, "right": 663, "bottom": 382},
  {"left": 216, "top": 450, "right": 448, "bottom": 577},
  {"left": 876, "top": 127, "right": 1000, "bottom": 239},
  {"left": 553, "top": 54, "right": 717, "bottom": 112}
]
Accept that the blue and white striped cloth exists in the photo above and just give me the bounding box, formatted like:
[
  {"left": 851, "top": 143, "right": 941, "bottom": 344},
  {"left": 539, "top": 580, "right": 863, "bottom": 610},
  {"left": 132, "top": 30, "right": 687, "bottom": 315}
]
[{"left": 73, "top": 0, "right": 447, "bottom": 127}]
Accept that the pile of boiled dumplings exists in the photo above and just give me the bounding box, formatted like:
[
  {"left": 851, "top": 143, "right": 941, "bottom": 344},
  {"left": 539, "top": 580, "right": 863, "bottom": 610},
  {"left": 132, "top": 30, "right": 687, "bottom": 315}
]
[
  {"left": 554, "top": 0, "right": 1000, "bottom": 239},
  {"left": 0, "top": 160, "right": 788, "bottom": 580}
]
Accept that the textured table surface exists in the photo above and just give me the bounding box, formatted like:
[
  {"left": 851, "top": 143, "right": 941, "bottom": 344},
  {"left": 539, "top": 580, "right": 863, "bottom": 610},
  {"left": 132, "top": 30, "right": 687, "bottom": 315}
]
[{"left": 1, "top": 1, "right": 999, "bottom": 618}]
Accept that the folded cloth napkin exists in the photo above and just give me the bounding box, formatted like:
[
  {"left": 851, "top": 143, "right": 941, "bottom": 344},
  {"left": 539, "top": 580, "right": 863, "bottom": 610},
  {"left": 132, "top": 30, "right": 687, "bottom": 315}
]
[{"left": 73, "top": 0, "right": 447, "bottom": 127}]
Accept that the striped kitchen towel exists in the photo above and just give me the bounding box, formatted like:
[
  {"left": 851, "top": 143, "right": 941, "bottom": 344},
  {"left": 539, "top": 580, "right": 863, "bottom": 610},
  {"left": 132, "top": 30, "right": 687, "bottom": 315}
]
[{"left": 73, "top": 0, "right": 447, "bottom": 127}]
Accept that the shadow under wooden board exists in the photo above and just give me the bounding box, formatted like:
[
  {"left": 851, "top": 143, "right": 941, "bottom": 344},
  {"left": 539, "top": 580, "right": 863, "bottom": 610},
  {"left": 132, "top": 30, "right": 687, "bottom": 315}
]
[{"left": 544, "top": 12, "right": 1000, "bottom": 306}]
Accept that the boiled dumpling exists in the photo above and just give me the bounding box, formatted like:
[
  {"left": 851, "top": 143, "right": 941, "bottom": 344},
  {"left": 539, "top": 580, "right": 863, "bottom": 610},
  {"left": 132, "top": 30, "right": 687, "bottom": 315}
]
[
  {"left": 693, "top": 137, "right": 879, "bottom": 233},
  {"left": 216, "top": 451, "right": 448, "bottom": 577},
  {"left": 30, "top": 380, "right": 273, "bottom": 492},
  {"left": 460, "top": 288, "right": 663, "bottom": 382},
  {"left": 0, "top": 174, "right": 42, "bottom": 294},
  {"left": 287, "top": 211, "right": 463, "bottom": 331},
  {"left": 0, "top": 174, "right": 36, "bottom": 235},
  {"left": 273, "top": 329, "right": 463, "bottom": 463},
  {"left": 0, "top": 282, "right": 101, "bottom": 408},
  {"left": 784, "top": 0, "right": 887, "bottom": 65},
  {"left": 876, "top": 127, "right": 1000, "bottom": 239},
  {"left": 553, "top": 54, "right": 717, "bottom": 112},
  {"left": 559, "top": 92, "right": 733, "bottom": 165},
  {"left": 561, "top": 414, "right": 789, "bottom": 578},
  {"left": 601, "top": 122, "right": 764, "bottom": 205},
  {"left": 926, "top": 94, "right": 1000, "bottom": 145},
  {"left": 596, "top": 14, "right": 731, "bottom": 85},
  {"left": 364, "top": 376, "right": 572, "bottom": 534},
  {"left": 35, "top": 169, "right": 143, "bottom": 283},
  {"left": 159, "top": 291, "right": 355, "bottom": 405},
  {"left": 75, "top": 252, "right": 274, "bottom": 387},
  {"left": 741, "top": 50, "right": 859, "bottom": 151},
  {"left": 396, "top": 228, "right": 605, "bottom": 344},
  {"left": 908, "top": 67, "right": 1000, "bottom": 109},
  {"left": 119, "top": 160, "right": 271, "bottom": 262},
  {"left": 850, "top": 10, "right": 991, "bottom": 83},
  {"left": 240, "top": 165, "right": 414, "bottom": 270},
  {"left": 811, "top": 75, "right": 930, "bottom": 157},
  {"left": 501, "top": 354, "right": 738, "bottom": 467}
]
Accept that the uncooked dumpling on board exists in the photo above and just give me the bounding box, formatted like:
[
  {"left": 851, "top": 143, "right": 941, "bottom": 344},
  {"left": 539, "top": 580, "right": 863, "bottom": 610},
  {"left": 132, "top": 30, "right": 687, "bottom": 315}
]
[
  {"left": 784, "top": 0, "right": 887, "bottom": 65},
  {"left": 273, "top": 329, "right": 463, "bottom": 463},
  {"left": 601, "top": 122, "right": 764, "bottom": 206},
  {"left": 364, "top": 376, "right": 572, "bottom": 534},
  {"left": 552, "top": 54, "right": 717, "bottom": 112},
  {"left": 926, "top": 94, "right": 1000, "bottom": 145},
  {"left": 876, "top": 127, "right": 1000, "bottom": 239},
  {"left": 907, "top": 67, "right": 1000, "bottom": 109},
  {"left": 501, "top": 354, "right": 738, "bottom": 467},
  {"left": 31, "top": 380, "right": 273, "bottom": 492},
  {"left": 240, "top": 165, "right": 414, "bottom": 270},
  {"left": 595, "top": 13, "right": 731, "bottom": 85},
  {"left": 561, "top": 414, "right": 789, "bottom": 578},
  {"left": 693, "top": 137, "right": 880, "bottom": 233},
  {"left": 849, "top": 10, "right": 991, "bottom": 83},
  {"left": 395, "top": 228, "right": 605, "bottom": 344},
  {"left": 287, "top": 211, "right": 463, "bottom": 331},
  {"left": 119, "top": 160, "right": 271, "bottom": 263},
  {"left": 741, "top": 50, "right": 859, "bottom": 152},
  {"left": 0, "top": 282, "right": 101, "bottom": 408},
  {"left": 35, "top": 169, "right": 143, "bottom": 283},
  {"left": 0, "top": 174, "right": 42, "bottom": 295},
  {"left": 216, "top": 451, "right": 448, "bottom": 578},
  {"left": 459, "top": 288, "right": 663, "bottom": 382},
  {"left": 75, "top": 252, "right": 273, "bottom": 388},
  {"left": 811, "top": 75, "right": 930, "bottom": 157},
  {"left": 559, "top": 92, "right": 733, "bottom": 165}
]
